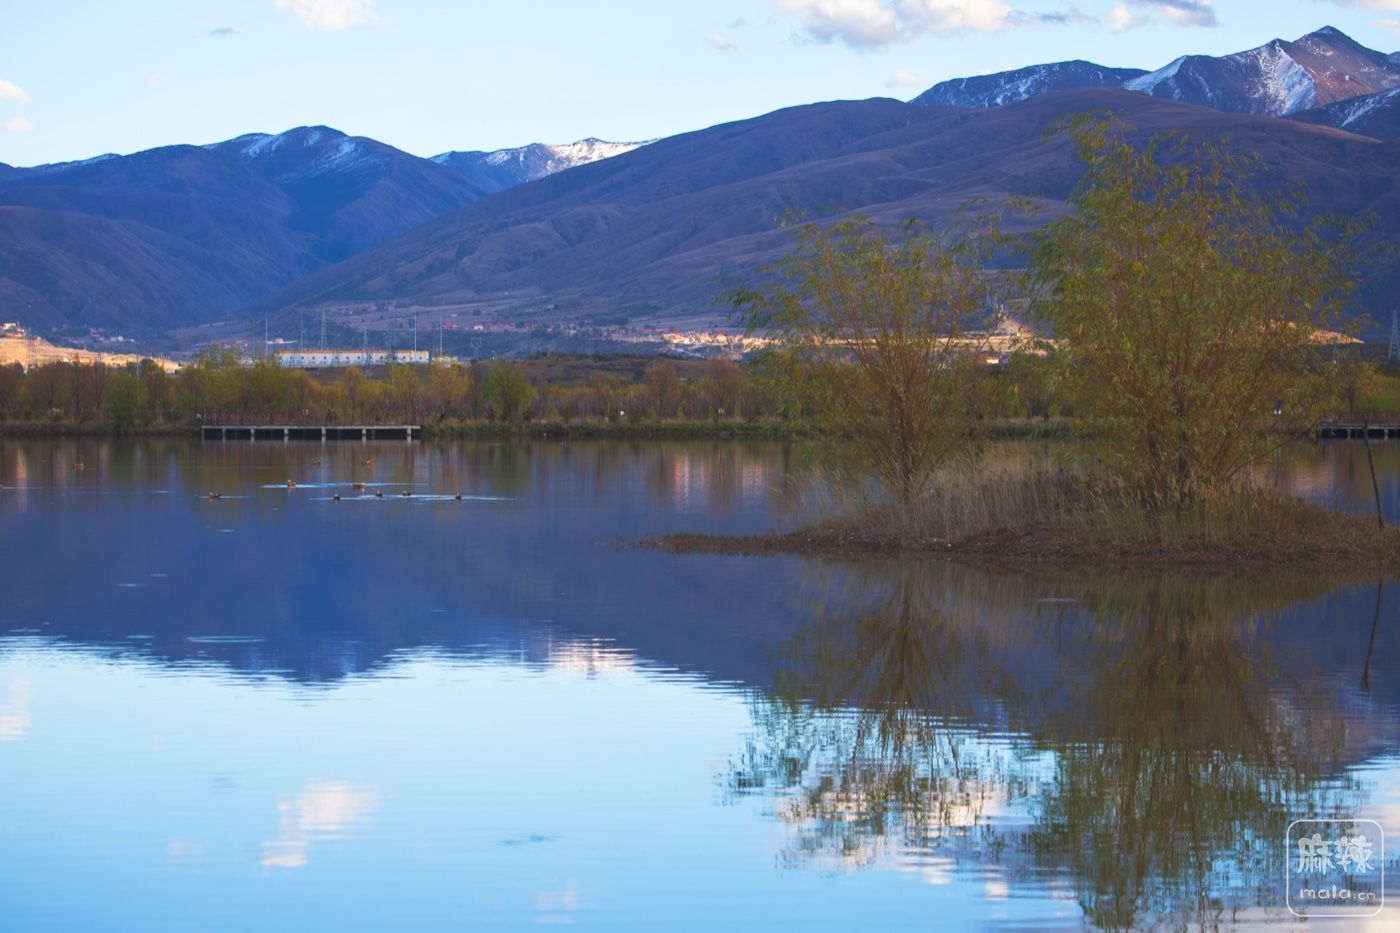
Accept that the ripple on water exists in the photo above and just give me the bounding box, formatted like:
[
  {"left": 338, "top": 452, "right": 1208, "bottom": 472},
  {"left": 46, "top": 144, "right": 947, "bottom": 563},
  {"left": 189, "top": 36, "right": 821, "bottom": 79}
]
[
  {"left": 185, "top": 636, "right": 267, "bottom": 645},
  {"left": 258, "top": 482, "right": 428, "bottom": 490},
  {"left": 322, "top": 493, "right": 513, "bottom": 503}
]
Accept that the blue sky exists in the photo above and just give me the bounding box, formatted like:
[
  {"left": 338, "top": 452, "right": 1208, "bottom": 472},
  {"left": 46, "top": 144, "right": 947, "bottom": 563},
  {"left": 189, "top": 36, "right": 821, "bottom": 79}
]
[{"left": 1, "top": 0, "right": 1398, "bottom": 166}]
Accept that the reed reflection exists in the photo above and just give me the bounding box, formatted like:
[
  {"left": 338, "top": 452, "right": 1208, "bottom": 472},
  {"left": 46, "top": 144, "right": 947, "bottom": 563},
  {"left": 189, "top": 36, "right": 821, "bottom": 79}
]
[{"left": 729, "top": 562, "right": 1382, "bottom": 929}]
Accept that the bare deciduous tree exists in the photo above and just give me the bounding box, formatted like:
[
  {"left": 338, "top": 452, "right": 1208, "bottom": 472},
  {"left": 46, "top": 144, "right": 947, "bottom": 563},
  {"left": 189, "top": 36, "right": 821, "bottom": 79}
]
[
  {"left": 735, "top": 215, "right": 998, "bottom": 503},
  {"left": 1028, "top": 115, "right": 1364, "bottom": 508}
]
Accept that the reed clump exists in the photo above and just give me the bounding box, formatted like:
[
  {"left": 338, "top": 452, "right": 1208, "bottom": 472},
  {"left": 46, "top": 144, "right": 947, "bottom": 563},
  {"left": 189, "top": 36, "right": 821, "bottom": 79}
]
[{"left": 653, "top": 453, "right": 1400, "bottom": 571}]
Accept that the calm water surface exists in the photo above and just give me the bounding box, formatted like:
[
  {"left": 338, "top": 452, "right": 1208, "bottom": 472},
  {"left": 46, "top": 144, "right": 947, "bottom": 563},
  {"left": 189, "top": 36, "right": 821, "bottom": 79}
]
[{"left": 1, "top": 438, "right": 1397, "bottom": 931}]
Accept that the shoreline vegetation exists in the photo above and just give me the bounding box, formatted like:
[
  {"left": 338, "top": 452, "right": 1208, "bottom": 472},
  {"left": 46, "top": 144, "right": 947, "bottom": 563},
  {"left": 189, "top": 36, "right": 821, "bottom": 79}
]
[
  {"left": 0, "top": 413, "right": 1368, "bottom": 445},
  {"left": 0, "top": 415, "right": 1078, "bottom": 441}
]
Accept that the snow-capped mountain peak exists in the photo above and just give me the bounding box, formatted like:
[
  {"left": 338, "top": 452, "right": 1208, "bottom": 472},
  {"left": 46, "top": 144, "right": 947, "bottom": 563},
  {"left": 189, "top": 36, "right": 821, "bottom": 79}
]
[
  {"left": 430, "top": 137, "right": 653, "bottom": 194},
  {"left": 205, "top": 126, "right": 349, "bottom": 161},
  {"left": 1123, "top": 57, "right": 1185, "bottom": 94},
  {"left": 545, "top": 137, "right": 647, "bottom": 167}
]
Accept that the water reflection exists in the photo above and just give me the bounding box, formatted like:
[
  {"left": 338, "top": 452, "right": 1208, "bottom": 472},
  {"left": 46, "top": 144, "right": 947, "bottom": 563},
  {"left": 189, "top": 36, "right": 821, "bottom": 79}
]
[
  {"left": 730, "top": 562, "right": 1392, "bottom": 929},
  {"left": 1266, "top": 439, "right": 1400, "bottom": 518},
  {"left": 0, "top": 437, "right": 805, "bottom": 520},
  {"left": 260, "top": 781, "right": 382, "bottom": 870},
  {"left": 0, "top": 438, "right": 811, "bottom": 686},
  {"left": 1, "top": 437, "right": 1397, "bottom": 930},
  {"left": 0, "top": 675, "right": 30, "bottom": 741}
]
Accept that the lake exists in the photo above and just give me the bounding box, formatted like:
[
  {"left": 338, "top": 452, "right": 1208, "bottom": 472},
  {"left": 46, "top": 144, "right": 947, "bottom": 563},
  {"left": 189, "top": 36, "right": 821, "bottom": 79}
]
[{"left": 1, "top": 437, "right": 1397, "bottom": 931}]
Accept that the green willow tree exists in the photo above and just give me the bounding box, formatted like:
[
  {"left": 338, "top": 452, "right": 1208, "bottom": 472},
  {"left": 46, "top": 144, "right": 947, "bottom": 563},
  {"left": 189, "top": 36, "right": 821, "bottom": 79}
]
[
  {"left": 105, "top": 370, "right": 145, "bottom": 427},
  {"left": 247, "top": 358, "right": 290, "bottom": 417},
  {"left": 1028, "top": 115, "right": 1364, "bottom": 508},
  {"left": 480, "top": 360, "right": 536, "bottom": 422},
  {"left": 735, "top": 215, "right": 998, "bottom": 503}
]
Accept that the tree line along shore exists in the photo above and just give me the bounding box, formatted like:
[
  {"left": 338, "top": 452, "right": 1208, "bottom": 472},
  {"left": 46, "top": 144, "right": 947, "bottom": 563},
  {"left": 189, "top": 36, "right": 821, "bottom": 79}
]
[{"left": 0, "top": 346, "right": 1395, "bottom": 441}]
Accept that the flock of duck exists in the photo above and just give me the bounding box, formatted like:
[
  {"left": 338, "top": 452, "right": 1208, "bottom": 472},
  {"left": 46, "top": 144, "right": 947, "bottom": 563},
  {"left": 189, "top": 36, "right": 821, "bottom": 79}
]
[{"left": 206, "top": 456, "right": 464, "bottom": 502}]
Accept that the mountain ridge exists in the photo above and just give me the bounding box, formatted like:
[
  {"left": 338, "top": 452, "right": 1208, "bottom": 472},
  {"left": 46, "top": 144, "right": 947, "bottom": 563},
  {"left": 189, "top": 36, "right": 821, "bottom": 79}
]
[
  {"left": 248, "top": 90, "right": 1399, "bottom": 337},
  {"left": 0, "top": 127, "right": 650, "bottom": 333},
  {"left": 1293, "top": 85, "right": 1400, "bottom": 139},
  {"left": 0, "top": 127, "right": 486, "bottom": 332},
  {"left": 914, "top": 26, "right": 1400, "bottom": 121},
  {"left": 913, "top": 61, "right": 1147, "bottom": 108}
]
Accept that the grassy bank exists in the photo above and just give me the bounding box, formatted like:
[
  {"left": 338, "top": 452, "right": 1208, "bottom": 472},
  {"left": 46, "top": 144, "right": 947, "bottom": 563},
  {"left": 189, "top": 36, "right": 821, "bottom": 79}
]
[
  {"left": 0, "top": 416, "right": 1073, "bottom": 441},
  {"left": 646, "top": 460, "right": 1400, "bottom": 571},
  {"left": 423, "top": 416, "right": 1074, "bottom": 441},
  {"left": 419, "top": 418, "right": 808, "bottom": 441},
  {"left": 0, "top": 420, "right": 195, "bottom": 437},
  {"left": 0, "top": 417, "right": 807, "bottom": 440}
]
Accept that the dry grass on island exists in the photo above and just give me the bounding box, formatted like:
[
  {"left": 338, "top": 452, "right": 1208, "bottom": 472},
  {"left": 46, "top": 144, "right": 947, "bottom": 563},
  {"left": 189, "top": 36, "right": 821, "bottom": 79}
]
[{"left": 646, "top": 459, "right": 1400, "bottom": 571}]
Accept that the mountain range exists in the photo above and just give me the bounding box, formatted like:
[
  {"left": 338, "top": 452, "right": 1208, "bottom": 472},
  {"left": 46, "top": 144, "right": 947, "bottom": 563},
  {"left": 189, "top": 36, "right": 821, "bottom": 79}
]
[
  {"left": 252, "top": 89, "right": 1397, "bottom": 333},
  {"left": 0, "top": 129, "right": 644, "bottom": 333},
  {"left": 0, "top": 25, "right": 1397, "bottom": 342},
  {"left": 916, "top": 26, "right": 1400, "bottom": 131}
]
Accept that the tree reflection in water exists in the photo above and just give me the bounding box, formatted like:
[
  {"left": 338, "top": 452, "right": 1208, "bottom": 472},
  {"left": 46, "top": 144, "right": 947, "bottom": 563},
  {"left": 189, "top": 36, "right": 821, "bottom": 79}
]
[{"left": 726, "top": 562, "right": 1379, "bottom": 929}]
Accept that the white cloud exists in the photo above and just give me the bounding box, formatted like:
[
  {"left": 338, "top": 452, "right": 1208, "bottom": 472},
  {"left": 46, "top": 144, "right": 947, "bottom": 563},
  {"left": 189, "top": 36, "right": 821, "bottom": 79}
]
[
  {"left": 5, "top": 117, "right": 35, "bottom": 134},
  {"left": 899, "top": 0, "right": 1016, "bottom": 33},
  {"left": 1120, "top": 0, "right": 1216, "bottom": 29},
  {"left": 774, "top": 0, "right": 1079, "bottom": 48},
  {"left": 147, "top": 73, "right": 167, "bottom": 89},
  {"left": 0, "top": 80, "right": 29, "bottom": 104},
  {"left": 275, "top": 0, "right": 378, "bottom": 32},
  {"left": 1027, "top": 4, "right": 1098, "bottom": 25},
  {"left": 210, "top": 25, "right": 241, "bottom": 37},
  {"left": 1106, "top": 0, "right": 1215, "bottom": 31},
  {"left": 887, "top": 69, "right": 925, "bottom": 86},
  {"left": 706, "top": 34, "right": 737, "bottom": 50},
  {"left": 776, "top": 0, "right": 907, "bottom": 48},
  {"left": 1348, "top": 0, "right": 1400, "bottom": 34}
]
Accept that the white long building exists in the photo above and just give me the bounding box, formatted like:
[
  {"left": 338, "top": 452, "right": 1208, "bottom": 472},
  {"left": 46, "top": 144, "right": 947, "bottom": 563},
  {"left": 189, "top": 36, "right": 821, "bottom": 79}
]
[{"left": 273, "top": 349, "right": 431, "bottom": 369}]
